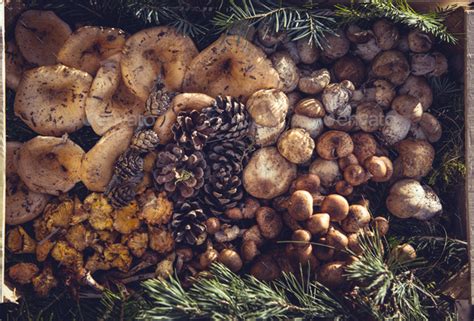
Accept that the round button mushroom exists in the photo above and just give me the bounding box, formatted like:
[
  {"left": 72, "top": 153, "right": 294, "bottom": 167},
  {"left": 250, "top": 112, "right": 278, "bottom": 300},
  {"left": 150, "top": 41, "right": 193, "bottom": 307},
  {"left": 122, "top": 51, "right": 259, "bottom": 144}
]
[
  {"left": 343, "top": 164, "right": 369, "bottom": 186},
  {"left": 391, "top": 95, "right": 424, "bottom": 123},
  {"left": 395, "top": 139, "right": 435, "bottom": 178},
  {"left": 298, "top": 69, "right": 331, "bottom": 95},
  {"left": 429, "top": 52, "right": 448, "bottom": 77},
  {"left": 321, "top": 30, "right": 350, "bottom": 60},
  {"left": 408, "top": 29, "right": 433, "bottom": 53},
  {"left": 346, "top": 24, "right": 373, "bottom": 44},
  {"left": 372, "top": 19, "right": 399, "bottom": 50},
  {"left": 316, "top": 130, "right": 354, "bottom": 160},
  {"left": 355, "top": 102, "right": 384, "bottom": 132},
  {"left": 306, "top": 213, "right": 330, "bottom": 235},
  {"left": 297, "top": 37, "right": 320, "bottom": 64},
  {"left": 386, "top": 179, "right": 426, "bottom": 219},
  {"left": 309, "top": 159, "right": 341, "bottom": 187},
  {"left": 322, "top": 82, "right": 353, "bottom": 114},
  {"left": 256, "top": 207, "right": 283, "bottom": 239},
  {"left": 354, "top": 37, "right": 381, "bottom": 61},
  {"left": 412, "top": 185, "right": 442, "bottom": 220},
  {"left": 380, "top": 110, "right": 411, "bottom": 145},
  {"left": 288, "top": 190, "right": 313, "bottom": 221},
  {"left": 270, "top": 51, "right": 299, "bottom": 93},
  {"left": 291, "top": 173, "right": 321, "bottom": 196},
  {"left": 351, "top": 132, "right": 377, "bottom": 163},
  {"left": 277, "top": 128, "right": 315, "bottom": 164},
  {"left": 398, "top": 76, "right": 433, "bottom": 111},
  {"left": 371, "top": 50, "right": 410, "bottom": 85},
  {"left": 364, "top": 156, "right": 394, "bottom": 182},
  {"left": 341, "top": 204, "right": 371, "bottom": 233},
  {"left": 247, "top": 89, "right": 289, "bottom": 127},
  {"left": 243, "top": 147, "right": 297, "bottom": 199},
  {"left": 250, "top": 120, "right": 286, "bottom": 147},
  {"left": 417, "top": 113, "right": 442, "bottom": 143},
  {"left": 321, "top": 194, "right": 350, "bottom": 221},
  {"left": 291, "top": 99, "right": 325, "bottom": 139},
  {"left": 333, "top": 55, "right": 366, "bottom": 86}
]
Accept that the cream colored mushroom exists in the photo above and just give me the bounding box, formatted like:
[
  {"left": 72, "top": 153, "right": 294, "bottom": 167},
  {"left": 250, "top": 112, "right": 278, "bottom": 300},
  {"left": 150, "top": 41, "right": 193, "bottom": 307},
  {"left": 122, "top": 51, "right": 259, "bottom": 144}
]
[
  {"left": 291, "top": 98, "right": 325, "bottom": 138},
  {"left": 122, "top": 26, "right": 198, "bottom": 101},
  {"left": 395, "top": 139, "right": 435, "bottom": 179},
  {"left": 14, "top": 64, "right": 93, "bottom": 136},
  {"left": 380, "top": 110, "right": 411, "bottom": 145},
  {"left": 355, "top": 102, "right": 384, "bottom": 132},
  {"left": 309, "top": 159, "right": 341, "bottom": 187},
  {"left": 250, "top": 121, "right": 286, "bottom": 147},
  {"left": 270, "top": 51, "right": 299, "bottom": 92},
  {"left": 391, "top": 95, "right": 423, "bottom": 123},
  {"left": 298, "top": 69, "right": 331, "bottom": 95},
  {"left": 247, "top": 89, "right": 289, "bottom": 127},
  {"left": 17, "top": 135, "right": 84, "bottom": 195}
]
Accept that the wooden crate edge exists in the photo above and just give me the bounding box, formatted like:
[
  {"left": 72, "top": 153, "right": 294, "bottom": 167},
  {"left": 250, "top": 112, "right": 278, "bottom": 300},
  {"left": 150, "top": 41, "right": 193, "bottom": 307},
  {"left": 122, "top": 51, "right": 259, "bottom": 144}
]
[{"left": 0, "top": 1, "right": 6, "bottom": 305}]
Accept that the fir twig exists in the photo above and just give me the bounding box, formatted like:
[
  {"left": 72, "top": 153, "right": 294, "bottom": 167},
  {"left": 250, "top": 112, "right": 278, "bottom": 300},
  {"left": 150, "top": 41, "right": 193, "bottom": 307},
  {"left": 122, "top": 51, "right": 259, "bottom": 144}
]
[{"left": 335, "top": 0, "right": 457, "bottom": 43}]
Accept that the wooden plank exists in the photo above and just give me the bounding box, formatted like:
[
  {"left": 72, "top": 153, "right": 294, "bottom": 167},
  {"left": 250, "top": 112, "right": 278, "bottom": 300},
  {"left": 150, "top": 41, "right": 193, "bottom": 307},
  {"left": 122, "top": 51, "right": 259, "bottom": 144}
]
[{"left": 0, "top": 0, "right": 5, "bottom": 304}]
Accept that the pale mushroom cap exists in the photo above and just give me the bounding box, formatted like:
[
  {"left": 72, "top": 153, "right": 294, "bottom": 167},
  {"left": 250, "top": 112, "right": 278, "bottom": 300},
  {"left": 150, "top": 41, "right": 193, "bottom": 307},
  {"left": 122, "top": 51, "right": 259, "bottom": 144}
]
[
  {"left": 277, "top": 128, "right": 315, "bottom": 164},
  {"left": 249, "top": 120, "right": 286, "bottom": 147},
  {"left": 396, "top": 139, "right": 435, "bottom": 178},
  {"left": 386, "top": 179, "right": 426, "bottom": 218},
  {"left": 247, "top": 89, "right": 289, "bottom": 127},
  {"left": 398, "top": 75, "right": 433, "bottom": 111},
  {"left": 309, "top": 158, "right": 341, "bottom": 187},
  {"left": 58, "top": 26, "right": 127, "bottom": 75},
  {"left": 81, "top": 122, "right": 134, "bottom": 191},
  {"left": 381, "top": 110, "right": 411, "bottom": 145},
  {"left": 355, "top": 102, "right": 384, "bottom": 132},
  {"left": 371, "top": 50, "right": 410, "bottom": 85},
  {"left": 14, "top": 64, "right": 93, "bottom": 136},
  {"left": 412, "top": 185, "right": 442, "bottom": 220},
  {"left": 270, "top": 51, "right": 299, "bottom": 92},
  {"left": 291, "top": 114, "right": 324, "bottom": 139},
  {"left": 17, "top": 136, "right": 85, "bottom": 195},
  {"left": 419, "top": 113, "right": 442, "bottom": 143},
  {"left": 15, "top": 10, "right": 72, "bottom": 65},
  {"left": 183, "top": 35, "right": 281, "bottom": 100},
  {"left": 121, "top": 26, "right": 198, "bottom": 101},
  {"left": 86, "top": 56, "right": 144, "bottom": 135},
  {"left": 243, "top": 147, "right": 297, "bottom": 199}
]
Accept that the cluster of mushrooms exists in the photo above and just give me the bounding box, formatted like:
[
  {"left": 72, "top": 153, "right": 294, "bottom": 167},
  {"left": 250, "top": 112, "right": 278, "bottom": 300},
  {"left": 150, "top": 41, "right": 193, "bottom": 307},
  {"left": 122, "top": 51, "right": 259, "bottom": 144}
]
[{"left": 6, "top": 9, "right": 444, "bottom": 294}]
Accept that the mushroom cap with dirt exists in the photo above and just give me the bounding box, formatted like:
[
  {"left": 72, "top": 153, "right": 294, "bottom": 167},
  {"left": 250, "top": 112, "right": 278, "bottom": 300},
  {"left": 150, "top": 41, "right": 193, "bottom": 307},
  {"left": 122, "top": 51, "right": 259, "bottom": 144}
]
[
  {"left": 309, "top": 158, "right": 341, "bottom": 187},
  {"left": 247, "top": 89, "right": 289, "bottom": 127},
  {"left": 408, "top": 30, "right": 433, "bottom": 53},
  {"left": 58, "top": 26, "right": 127, "bottom": 75},
  {"left": 321, "top": 194, "right": 350, "bottom": 222},
  {"left": 395, "top": 139, "right": 435, "bottom": 179},
  {"left": 86, "top": 55, "right": 144, "bottom": 135},
  {"left": 415, "top": 113, "right": 442, "bottom": 143},
  {"left": 322, "top": 82, "right": 353, "bottom": 114},
  {"left": 15, "top": 10, "right": 72, "bottom": 65},
  {"left": 398, "top": 75, "right": 433, "bottom": 111},
  {"left": 277, "top": 128, "right": 315, "bottom": 164},
  {"left": 6, "top": 41, "right": 27, "bottom": 91},
  {"left": 321, "top": 30, "right": 350, "bottom": 60},
  {"left": 316, "top": 130, "right": 354, "bottom": 160},
  {"left": 6, "top": 142, "right": 49, "bottom": 225},
  {"left": 412, "top": 185, "right": 443, "bottom": 220},
  {"left": 81, "top": 122, "right": 135, "bottom": 192},
  {"left": 14, "top": 64, "right": 93, "bottom": 136},
  {"left": 297, "top": 37, "right": 320, "bottom": 64},
  {"left": 355, "top": 102, "right": 384, "bottom": 132},
  {"left": 391, "top": 95, "right": 423, "bottom": 122},
  {"left": 380, "top": 110, "right": 411, "bottom": 146},
  {"left": 249, "top": 120, "right": 286, "bottom": 147},
  {"left": 121, "top": 26, "right": 198, "bottom": 101},
  {"left": 371, "top": 50, "right": 410, "bottom": 85},
  {"left": 372, "top": 19, "right": 399, "bottom": 50},
  {"left": 298, "top": 68, "right": 331, "bottom": 95},
  {"left": 270, "top": 51, "right": 299, "bottom": 92},
  {"left": 17, "top": 135, "right": 85, "bottom": 196},
  {"left": 243, "top": 147, "right": 297, "bottom": 199},
  {"left": 333, "top": 55, "right": 366, "bottom": 87},
  {"left": 183, "top": 35, "right": 281, "bottom": 100}
]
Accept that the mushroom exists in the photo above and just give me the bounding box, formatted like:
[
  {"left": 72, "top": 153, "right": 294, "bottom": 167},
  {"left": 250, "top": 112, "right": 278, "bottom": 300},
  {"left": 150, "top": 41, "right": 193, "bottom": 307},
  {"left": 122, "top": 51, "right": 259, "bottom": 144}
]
[
  {"left": 9, "top": 263, "right": 39, "bottom": 285},
  {"left": 335, "top": 180, "right": 354, "bottom": 196},
  {"left": 277, "top": 128, "right": 315, "bottom": 164},
  {"left": 292, "top": 229, "right": 312, "bottom": 248},
  {"left": 352, "top": 132, "right": 377, "bottom": 163},
  {"left": 241, "top": 240, "right": 259, "bottom": 262},
  {"left": 391, "top": 95, "right": 423, "bottom": 122},
  {"left": 291, "top": 173, "right": 321, "bottom": 196},
  {"left": 327, "top": 225, "right": 349, "bottom": 250},
  {"left": 386, "top": 179, "right": 428, "bottom": 219},
  {"left": 341, "top": 205, "right": 371, "bottom": 233},
  {"left": 256, "top": 207, "right": 283, "bottom": 239},
  {"left": 373, "top": 217, "right": 390, "bottom": 236},
  {"left": 6, "top": 41, "right": 27, "bottom": 90},
  {"left": 412, "top": 185, "right": 442, "bottom": 220},
  {"left": 318, "top": 261, "right": 346, "bottom": 288},
  {"left": 391, "top": 244, "right": 417, "bottom": 263},
  {"left": 183, "top": 35, "right": 280, "bottom": 100},
  {"left": 17, "top": 135, "right": 84, "bottom": 195},
  {"left": 364, "top": 156, "right": 393, "bottom": 182},
  {"left": 309, "top": 159, "right": 341, "bottom": 187},
  {"left": 282, "top": 40, "right": 301, "bottom": 64},
  {"left": 346, "top": 24, "right": 373, "bottom": 44},
  {"left": 86, "top": 55, "right": 144, "bottom": 135},
  {"left": 429, "top": 52, "right": 449, "bottom": 77},
  {"left": 410, "top": 52, "right": 448, "bottom": 77},
  {"left": 316, "top": 130, "right": 354, "bottom": 160},
  {"left": 343, "top": 164, "right": 369, "bottom": 186},
  {"left": 321, "top": 30, "right": 350, "bottom": 60},
  {"left": 322, "top": 82, "right": 353, "bottom": 115},
  {"left": 398, "top": 76, "right": 433, "bottom": 111},
  {"left": 321, "top": 194, "right": 350, "bottom": 222},
  {"left": 257, "top": 23, "right": 286, "bottom": 47},
  {"left": 81, "top": 122, "right": 135, "bottom": 191},
  {"left": 243, "top": 147, "right": 297, "bottom": 199},
  {"left": 333, "top": 55, "right": 366, "bottom": 86},
  {"left": 6, "top": 142, "right": 49, "bottom": 225},
  {"left": 323, "top": 112, "right": 356, "bottom": 132},
  {"left": 218, "top": 249, "right": 243, "bottom": 272},
  {"left": 298, "top": 69, "right": 331, "bottom": 94},
  {"left": 347, "top": 233, "right": 363, "bottom": 255},
  {"left": 122, "top": 26, "right": 198, "bottom": 101},
  {"left": 15, "top": 10, "right": 71, "bottom": 65},
  {"left": 306, "top": 213, "right": 330, "bottom": 235},
  {"left": 14, "top": 64, "right": 93, "bottom": 136},
  {"left": 354, "top": 37, "right": 382, "bottom": 62},
  {"left": 297, "top": 37, "right": 320, "bottom": 64},
  {"left": 250, "top": 254, "right": 281, "bottom": 281},
  {"left": 416, "top": 113, "right": 442, "bottom": 143},
  {"left": 371, "top": 50, "right": 410, "bottom": 85},
  {"left": 380, "top": 110, "right": 411, "bottom": 145},
  {"left": 355, "top": 102, "right": 384, "bottom": 132},
  {"left": 247, "top": 89, "right": 289, "bottom": 127},
  {"left": 270, "top": 51, "right": 299, "bottom": 92},
  {"left": 371, "top": 79, "right": 396, "bottom": 109},
  {"left": 288, "top": 190, "right": 313, "bottom": 221},
  {"left": 338, "top": 154, "right": 359, "bottom": 171},
  {"left": 372, "top": 19, "right": 399, "bottom": 50},
  {"left": 58, "top": 26, "right": 127, "bottom": 75},
  {"left": 408, "top": 30, "right": 433, "bottom": 53},
  {"left": 395, "top": 139, "right": 435, "bottom": 178},
  {"left": 397, "top": 34, "right": 410, "bottom": 52},
  {"left": 250, "top": 121, "right": 286, "bottom": 147},
  {"left": 291, "top": 98, "right": 325, "bottom": 138}
]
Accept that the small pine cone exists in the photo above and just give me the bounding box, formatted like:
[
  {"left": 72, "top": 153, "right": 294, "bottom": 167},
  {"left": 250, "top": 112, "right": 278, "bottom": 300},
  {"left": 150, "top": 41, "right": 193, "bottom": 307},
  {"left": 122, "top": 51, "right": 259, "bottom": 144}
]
[
  {"left": 172, "top": 110, "right": 214, "bottom": 151},
  {"left": 131, "top": 129, "right": 160, "bottom": 153},
  {"left": 171, "top": 202, "right": 207, "bottom": 245},
  {"left": 204, "top": 96, "right": 250, "bottom": 142},
  {"left": 153, "top": 144, "right": 206, "bottom": 203},
  {"left": 107, "top": 183, "right": 137, "bottom": 208},
  {"left": 145, "top": 74, "right": 177, "bottom": 116},
  {"left": 113, "top": 149, "right": 144, "bottom": 184}
]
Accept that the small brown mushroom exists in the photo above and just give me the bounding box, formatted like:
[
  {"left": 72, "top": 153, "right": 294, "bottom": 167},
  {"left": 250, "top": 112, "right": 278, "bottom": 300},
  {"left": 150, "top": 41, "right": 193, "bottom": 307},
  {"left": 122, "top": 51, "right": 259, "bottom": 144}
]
[
  {"left": 395, "top": 139, "right": 435, "bottom": 178},
  {"left": 373, "top": 217, "right": 390, "bottom": 236},
  {"left": 206, "top": 217, "right": 221, "bottom": 234},
  {"left": 314, "top": 237, "right": 335, "bottom": 261},
  {"left": 408, "top": 30, "right": 433, "bottom": 53},
  {"left": 371, "top": 50, "right": 410, "bottom": 85},
  {"left": 247, "top": 89, "right": 289, "bottom": 127},
  {"left": 391, "top": 95, "right": 423, "bottom": 122},
  {"left": 333, "top": 55, "right": 366, "bottom": 86},
  {"left": 417, "top": 113, "right": 442, "bottom": 143},
  {"left": 335, "top": 180, "right": 354, "bottom": 196},
  {"left": 386, "top": 179, "right": 426, "bottom": 219},
  {"left": 250, "top": 254, "right": 281, "bottom": 281},
  {"left": 291, "top": 100, "right": 325, "bottom": 138},
  {"left": 271, "top": 51, "right": 299, "bottom": 92},
  {"left": 306, "top": 213, "right": 330, "bottom": 235},
  {"left": 318, "top": 261, "right": 346, "bottom": 288},
  {"left": 321, "top": 30, "right": 350, "bottom": 60},
  {"left": 398, "top": 75, "right": 433, "bottom": 111},
  {"left": 429, "top": 52, "right": 449, "bottom": 77},
  {"left": 343, "top": 164, "right": 369, "bottom": 186},
  {"left": 292, "top": 229, "right": 312, "bottom": 248},
  {"left": 6, "top": 41, "right": 27, "bottom": 91},
  {"left": 297, "top": 37, "right": 320, "bottom": 64},
  {"left": 218, "top": 249, "right": 243, "bottom": 272},
  {"left": 341, "top": 205, "right": 371, "bottom": 233},
  {"left": 364, "top": 156, "right": 393, "bottom": 182},
  {"left": 242, "top": 225, "right": 264, "bottom": 247},
  {"left": 347, "top": 233, "right": 363, "bottom": 255},
  {"left": 321, "top": 194, "right": 350, "bottom": 222},
  {"left": 338, "top": 154, "right": 359, "bottom": 171},
  {"left": 372, "top": 19, "right": 399, "bottom": 50},
  {"left": 291, "top": 173, "right": 321, "bottom": 196},
  {"left": 256, "top": 207, "right": 283, "bottom": 239},
  {"left": 9, "top": 263, "right": 40, "bottom": 285},
  {"left": 355, "top": 102, "right": 384, "bottom": 132},
  {"left": 346, "top": 24, "right": 373, "bottom": 44},
  {"left": 351, "top": 132, "right": 377, "bottom": 164},
  {"left": 316, "top": 130, "right": 354, "bottom": 160},
  {"left": 309, "top": 159, "right": 341, "bottom": 187},
  {"left": 391, "top": 244, "right": 417, "bottom": 263},
  {"left": 241, "top": 240, "right": 260, "bottom": 262},
  {"left": 277, "top": 128, "right": 315, "bottom": 164},
  {"left": 298, "top": 69, "right": 331, "bottom": 95},
  {"left": 288, "top": 190, "right": 313, "bottom": 221},
  {"left": 354, "top": 37, "right": 381, "bottom": 61},
  {"left": 257, "top": 24, "right": 286, "bottom": 47}
]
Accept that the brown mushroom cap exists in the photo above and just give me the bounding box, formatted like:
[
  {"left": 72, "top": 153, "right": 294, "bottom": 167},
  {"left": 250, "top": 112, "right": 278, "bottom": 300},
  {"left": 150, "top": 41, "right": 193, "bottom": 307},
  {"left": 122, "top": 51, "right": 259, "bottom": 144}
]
[
  {"left": 277, "top": 128, "right": 315, "bottom": 164},
  {"left": 321, "top": 194, "right": 350, "bottom": 222},
  {"left": 85, "top": 56, "right": 144, "bottom": 135},
  {"left": 333, "top": 55, "right": 366, "bottom": 86},
  {"left": 318, "top": 261, "right": 346, "bottom": 288},
  {"left": 81, "top": 122, "right": 135, "bottom": 191},
  {"left": 391, "top": 95, "right": 423, "bottom": 122},
  {"left": 346, "top": 24, "right": 373, "bottom": 44},
  {"left": 122, "top": 26, "right": 198, "bottom": 101},
  {"left": 295, "top": 98, "right": 326, "bottom": 118},
  {"left": 183, "top": 35, "right": 280, "bottom": 100},
  {"left": 418, "top": 113, "right": 442, "bottom": 143},
  {"left": 364, "top": 156, "right": 393, "bottom": 182},
  {"left": 343, "top": 164, "right": 368, "bottom": 186},
  {"left": 316, "top": 130, "right": 354, "bottom": 160},
  {"left": 395, "top": 139, "right": 435, "bottom": 178},
  {"left": 351, "top": 132, "right": 377, "bottom": 163},
  {"left": 355, "top": 102, "right": 384, "bottom": 132},
  {"left": 408, "top": 30, "right": 433, "bottom": 53},
  {"left": 218, "top": 249, "right": 243, "bottom": 272},
  {"left": 15, "top": 10, "right": 72, "bottom": 65},
  {"left": 326, "top": 225, "right": 349, "bottom": 250},
  {"left": 373, "top": 217, "right": 390, "bottom": 236},
  {"left": 292, "top": 173, "right": 321, "bottom": 195},
  {"left": 338, "top": 154, "right": 359, "bottom": 171},
  {"left": 243, "top": 147, "right": 297, "bottom": 199},
  {"left": 298, "top": 69, "right": 331, "bottom": 95},
  {"left": 309, "top": 159, "right": 341, "bottom": 187},
  {"left": 306, "top": 213, "right": 330, "bottom": 235},
  {"left": 398, "top": 75, "right": 433, "bottom": 111},
  {"left": 288, "top": 190, "right": 314, "bottom": 221},
  {"left": 372, "top": 19, "right": 399, "bottom": 50},
  {"left": 341, "top": 204, "right": 371, "bottom": 233},
  {"left": 247, "top": 89, "right": 289, "bottom": 127},
  {"left": 386, "top": 179, "right": 426, "bottom": 219},
  {"left": 256, "top": 207, "right": 283, "bottom": 239},
  {"left": 6, "top": 41, "right": 27, "bottom": 90},
  {"left": 335, "top": 180, "right": 354, "bottom": 196},
  {"left": 373, "top": 79, "right": 396, "bottom": 108},
  {"left": 270, "top": 51, "right": 299, "bottom": 92},
  {"left": 250, "top": 120, "right": 286, "bottom": 147},
  {"left": 297, "top": 38, "right": 320, "bottom": 64},
  {"left": 371, "top": 50, "right": 410, "bottom": 85},
  {"left": 321, "top": 30, "right": 350, "bottom": 60},
  {"left": 17, "top": 135, "right": 84, "bottom": 195},
  {"left": 58, "top": 26, "right": 127, "bottom": 75},
  {"left": 14, "top": 64, "right": 93, "bottom": 136}
]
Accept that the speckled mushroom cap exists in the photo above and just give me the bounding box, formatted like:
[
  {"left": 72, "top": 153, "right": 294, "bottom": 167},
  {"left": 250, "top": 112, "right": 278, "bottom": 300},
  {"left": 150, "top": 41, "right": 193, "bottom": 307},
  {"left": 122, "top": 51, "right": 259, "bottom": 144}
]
[
  {"left": 14, "top": 64, "right": 93, "bottom": 136},
  {"left": 183, "top": 35, "right": 281, "bottom": 100},
  {"left": 121, "top": 26, "right": 198, "bottom": 101}
]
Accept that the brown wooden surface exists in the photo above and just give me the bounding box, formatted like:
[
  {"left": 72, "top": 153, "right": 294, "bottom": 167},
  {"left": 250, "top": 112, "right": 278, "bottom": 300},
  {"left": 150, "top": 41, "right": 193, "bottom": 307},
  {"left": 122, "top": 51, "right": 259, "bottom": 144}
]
[{"left": 0, "top": 1, "right": 5, "bottom": 304}]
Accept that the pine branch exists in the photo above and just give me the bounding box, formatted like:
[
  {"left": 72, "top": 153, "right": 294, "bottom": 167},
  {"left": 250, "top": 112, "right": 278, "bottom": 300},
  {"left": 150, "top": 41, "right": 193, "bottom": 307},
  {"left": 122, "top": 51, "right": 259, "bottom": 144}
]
[
  {"left": 335, "top": 0, "right": 457, "bottom": 44},
  {"left": 212, "top": 0, "right": 336, "bottom": 47}
]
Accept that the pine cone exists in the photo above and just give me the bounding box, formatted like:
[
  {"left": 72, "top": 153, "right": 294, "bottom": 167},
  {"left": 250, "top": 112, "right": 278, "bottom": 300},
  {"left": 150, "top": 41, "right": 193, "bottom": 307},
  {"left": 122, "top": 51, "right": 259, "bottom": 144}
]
[
  {"left": 153, "top": 144, "right": 206, "bottom": 203},
  {"left": 172, "top": 110, "right": 214, "bottom": 151},
  {"left": 171, "top": 202, "right": 207, "bottom": 245},
  {"left": 145, "top": 74, "right": 177, "bottom": 116},
  {"left": 203, "top": 96, "right": 250, "bottom": 143},
  {"left": 107, "top": 183, "right": 137, "bottom": 208},
  {"left": 113, "top": 149, "right": 144, "bottom": 184},
  {"left": 202, "top": 140, "right": 249, "bottom": 215},
  {"left": 131, "top": 129, "right": 160, "bottom": 153}
]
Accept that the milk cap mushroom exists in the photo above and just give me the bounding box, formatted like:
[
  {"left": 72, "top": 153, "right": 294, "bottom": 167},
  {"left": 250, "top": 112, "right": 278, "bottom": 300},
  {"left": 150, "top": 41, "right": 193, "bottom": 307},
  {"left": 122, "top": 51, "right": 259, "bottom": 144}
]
[
  {"left": 122, "top": 26, "right": 198, "bottom": 101},
  {"left": 380, "top": 110, "right": 411, "bottom": 145},
  {"left": 183, "top": 35, "right": 280, "bottom": 100},
  {"left": 17, "top": 135, "right": 84, "bottom": 195},
  {"left": 309, "top": 159, "right": 341, "bottom": 187},
  {"left": 15, "top": 10, "right": 72, "bottom": 65},
  {"left": 318, "top": 261, "right": 346, "bottom": 288},
  {"left": 270, "top": 51, "right": 299, "bottom": 92},
  {"left": 391, "top": 95, "right": 423, "bottom": 122},
  {"left": 343, "top": 164, "right": 368, "bottom": 186},
  {"left": 316, "top": 130, "right": 354, "bottom": 160},
  {"left": 395, "top": 139, "right": 435, "bottom": 178},
  {"left": 306, "top": 213, "right": 330, "bottom": 235},
  {"left": 291, "top": 173, "right": 321, "bottom": 196},
  {"left": 243, "top": 147, "right": 297, "bottom": 199},
  {"left": 277, "top": 128, "right": 315, "bottom": 164},
  {"left": 322, "top": 82, "right": 353, "bottom": 114},
  {"left": 398, "top": 75, "right": 433, "bottom": 111},
  {"left": 58, "top": 26, "right": 127, "bottom": 75},
  {"left": 412, "top": 185, "right": 442, "bottom": 220},
  {"left": 386, "top": 179, "right": 426, "bottom": 219},
  {"left": 371, "top": 50, "right": 410, "bottom": 85},
  {"left": 335, "top": 180, "right": 354, "bottom": 196},
  {"left": 288, "top": 190, "right": 313, "bottom": 221},
  {"left": 81, "top": 122, "right": 135, "bottom": 191},
  {"left": 247, "top": 89, "right": 289, "bottom": 127},
  {"left": 429, "top": 52, "right": 449, "bottom": 77},
  {"left": 341, "top": 204, "right": 371, "bottom": 233},
  {"left": 321, "top": 194, "right": 350, "bottom": 222},
  {"left": 14, "top": 64, "right": 93, "bottom": 136}
]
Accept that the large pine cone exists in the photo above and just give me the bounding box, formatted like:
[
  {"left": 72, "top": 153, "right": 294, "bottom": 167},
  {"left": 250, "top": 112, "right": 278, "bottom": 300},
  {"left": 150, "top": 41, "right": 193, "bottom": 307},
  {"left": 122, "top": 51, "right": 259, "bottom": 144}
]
[
  {"left": 171, "top": 201, "right": 207, "bottom": 245},
  {"left": 172, "top": 110, "right": 214, "bottom": 151},
  {"left": 202, "top": 140, "right": 250, "bottom": 215},
  {"left": 153, "top": 144, "right": 206, "bottom": 203},
  {"left": 131, "top": 129, "right": 160, "bottom": 153},
  {"left": 145, "top": 74, "right": 177, "bottom": 116},
  {"left": 203, "top": 96, "right": 250, "bottom": 143},
  {"left": 107, "top": 183, "right": 137, "bottom": 208}
]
